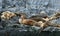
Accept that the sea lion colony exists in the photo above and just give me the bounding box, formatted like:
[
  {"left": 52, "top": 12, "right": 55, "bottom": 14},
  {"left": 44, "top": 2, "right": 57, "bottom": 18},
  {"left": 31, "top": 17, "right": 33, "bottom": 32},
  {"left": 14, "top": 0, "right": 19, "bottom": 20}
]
[{"left": 0, "top": 11, "right": 60, "bottom": 32}]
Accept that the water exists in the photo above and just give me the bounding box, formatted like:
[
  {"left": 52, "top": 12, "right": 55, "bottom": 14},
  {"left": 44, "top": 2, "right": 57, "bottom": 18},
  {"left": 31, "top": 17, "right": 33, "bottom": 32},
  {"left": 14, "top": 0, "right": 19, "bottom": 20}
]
[{"left": 0, "top": 0, "right": 60, "bottom": 33}]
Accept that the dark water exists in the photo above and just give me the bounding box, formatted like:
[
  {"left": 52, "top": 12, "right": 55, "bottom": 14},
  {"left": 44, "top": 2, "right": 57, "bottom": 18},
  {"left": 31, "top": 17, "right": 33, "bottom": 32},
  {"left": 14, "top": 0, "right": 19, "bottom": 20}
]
[{"left": 0, "top": 0, "right": 60, "bottom": 36}]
